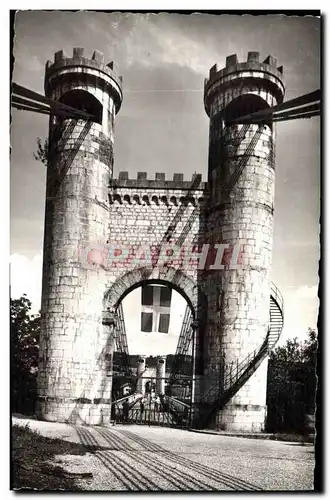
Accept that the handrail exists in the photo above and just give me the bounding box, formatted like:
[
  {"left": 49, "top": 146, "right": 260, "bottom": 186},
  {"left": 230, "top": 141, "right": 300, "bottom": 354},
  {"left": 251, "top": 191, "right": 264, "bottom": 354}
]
[
  {"left": 201, "top": 335, "right": 268, "bottom": 404},
  {"left": 166, "top": 396, "right": 190, "bottom": 409},
  {"left": 270, "top": 281, "right": 284, "bottom": 318},
  {"left": 164, "top": 395, "right": 190, "bottom": 426},
  {"left": 198, "top": 284, "right": 284, "bottom": 427},
  {"left": 112, "top": 392, "right": 142, "bottom": 407}
]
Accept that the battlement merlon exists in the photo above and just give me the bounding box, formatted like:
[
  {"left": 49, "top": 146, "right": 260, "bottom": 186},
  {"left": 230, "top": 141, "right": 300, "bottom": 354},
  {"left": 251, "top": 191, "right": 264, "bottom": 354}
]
[
  {"left": 204, "top": 52, "right": 285, "bottom": 117},
  {"left": 110, "top": 172, "right": 207, "bottom": 192},
  {"left": 44, "top": 47, "right": 123, "bottom": 113}
]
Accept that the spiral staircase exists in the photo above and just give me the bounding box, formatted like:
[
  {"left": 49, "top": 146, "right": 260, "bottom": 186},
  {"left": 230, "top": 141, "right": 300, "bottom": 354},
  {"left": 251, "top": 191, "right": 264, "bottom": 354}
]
[
  {"left": 166, "top": 282, "right": 284, "bottom": 429},
  {"left": 196, "top": 282, "right": 284, "bottom": 428}
]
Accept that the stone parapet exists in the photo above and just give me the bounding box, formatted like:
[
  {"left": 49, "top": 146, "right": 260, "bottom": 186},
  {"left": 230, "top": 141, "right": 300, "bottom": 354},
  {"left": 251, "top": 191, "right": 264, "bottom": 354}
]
[
  {"left": 204, "top": 52, "right": 285, "bottom": 117},
  {"left": 45, "top": 47, "right": 123, "bottom": 112},
  {"left": 110, "top": 172, "right": 206, "bottom": 192}
]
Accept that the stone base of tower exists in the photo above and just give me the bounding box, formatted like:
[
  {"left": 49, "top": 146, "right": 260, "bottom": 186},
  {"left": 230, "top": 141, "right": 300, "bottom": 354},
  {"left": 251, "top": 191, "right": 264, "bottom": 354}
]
[
  {"left": 209, "top": 404, "right": 267, "bottom": 432},
  {"left": 197, "top": 361, "right": 269, "bottom": 432},
  {"left": 36, "top": 399, "right": 111, "bottom": 426}
]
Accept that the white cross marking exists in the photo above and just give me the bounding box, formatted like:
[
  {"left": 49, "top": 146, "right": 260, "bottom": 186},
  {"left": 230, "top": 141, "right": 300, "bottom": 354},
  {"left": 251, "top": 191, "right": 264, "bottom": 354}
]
[{"left": 141, "top": 286, "right": 171, "bottom": 332}]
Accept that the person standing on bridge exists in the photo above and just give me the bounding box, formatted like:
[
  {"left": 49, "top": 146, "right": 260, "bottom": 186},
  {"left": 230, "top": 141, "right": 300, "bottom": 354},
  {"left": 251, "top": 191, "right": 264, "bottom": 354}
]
[
  {"left": 159, "top": 394, "right": 165, "bottom": 412},
  {"left": 139, "top": 399, "right": 145, "bottom": 420},
  {"left": 122, "top": 399, "right": 129, "bottom": 423}
]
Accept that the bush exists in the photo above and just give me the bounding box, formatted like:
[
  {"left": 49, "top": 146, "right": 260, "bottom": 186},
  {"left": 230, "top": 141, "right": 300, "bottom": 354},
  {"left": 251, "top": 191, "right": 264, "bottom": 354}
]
[{"left": 11, "top": 296, "right": 40, "bottom": 415}]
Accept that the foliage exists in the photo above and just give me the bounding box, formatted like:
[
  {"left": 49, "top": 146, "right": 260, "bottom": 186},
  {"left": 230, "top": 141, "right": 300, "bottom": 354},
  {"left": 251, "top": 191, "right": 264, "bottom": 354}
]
[
  {"left": 11, "top": 295, "right": 40, "bottom": 414},
  {"left": 33, "top": 137, "right": 48, "bottom": 166},
  {"left": 267, "top": 329, "right": 317, "bottom": 434},
  {"left": 270, "top": 328, "right": 318, "bottom": 365}
]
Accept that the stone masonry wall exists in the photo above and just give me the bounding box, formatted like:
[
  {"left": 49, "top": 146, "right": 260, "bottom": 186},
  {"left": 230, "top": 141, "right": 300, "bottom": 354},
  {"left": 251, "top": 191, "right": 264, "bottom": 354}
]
[{"left": 102, "top": 172, "right": 206, "bottom": 295}]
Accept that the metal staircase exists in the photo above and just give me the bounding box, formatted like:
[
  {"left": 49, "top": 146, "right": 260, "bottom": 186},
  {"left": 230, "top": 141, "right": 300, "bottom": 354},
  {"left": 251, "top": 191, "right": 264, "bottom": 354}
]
[
  {"left": 268, "top": 282, "right": 284, "bottom": 352},
  {"left": 197, "top": 282, "right": 284, "bottom": 428}
]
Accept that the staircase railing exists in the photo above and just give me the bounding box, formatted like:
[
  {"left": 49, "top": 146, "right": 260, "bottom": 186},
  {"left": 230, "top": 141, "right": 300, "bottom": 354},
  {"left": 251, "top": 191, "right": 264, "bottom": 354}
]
[
  {"left": 197, "top": 282, "right": 284, "bottom": 428},
  {"left": 268, "top": 282, "right": 284, "bottom": 353}
]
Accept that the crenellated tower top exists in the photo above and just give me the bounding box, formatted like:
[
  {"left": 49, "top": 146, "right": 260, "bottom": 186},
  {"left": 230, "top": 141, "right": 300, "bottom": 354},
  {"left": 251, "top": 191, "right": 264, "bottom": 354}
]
[
  {"left": 44, "top": 47, "right": 123, "bottom": 113},
  {"left": 204, "top": 51, "right": 285, "bottom": 118}
]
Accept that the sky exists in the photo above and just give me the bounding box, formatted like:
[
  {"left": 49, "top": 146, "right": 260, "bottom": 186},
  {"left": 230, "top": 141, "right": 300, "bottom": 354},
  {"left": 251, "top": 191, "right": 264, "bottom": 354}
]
[
  {"left": 122, "top": 287, "right": 186, "bottom": 356},
  {"left": 10, "top": 11, "right": 320, "bottom": 347}
]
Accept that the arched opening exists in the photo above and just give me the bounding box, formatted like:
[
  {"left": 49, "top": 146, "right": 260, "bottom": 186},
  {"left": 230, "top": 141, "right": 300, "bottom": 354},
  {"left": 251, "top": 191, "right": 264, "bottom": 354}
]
[
  {"left": 59, "top": 89, "right": 103, "bottom": 124},
  {"left": 112, "top": 278, "right": 196, "bottom": 317},
  {"left": 104, "top": 266, "right": 206, "bottom": 317},
  {"left": 223, "top": 93, "right": 271, "bottom": 129},
  {"left": 105, "top": 267, "right": 207, "bottom": 427},
  {"left": 112, "top": 282, "right": 193, "bottom": 423},
  {"left": 122, "top": 282, "right": 188, "bottom": 352}
]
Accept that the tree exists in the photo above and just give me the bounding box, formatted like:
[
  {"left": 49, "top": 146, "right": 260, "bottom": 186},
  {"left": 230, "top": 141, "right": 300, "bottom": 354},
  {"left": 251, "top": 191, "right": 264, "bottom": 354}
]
[
  {"left": 267, "top": 329, "right": 317, "bottom": 434},
  {"left": 33, "top": 137, "right": 48, "bottom": 166},
  {"left": 270, "top": 328, "right": 317, "bottom": 366},
  {"left": 302, "top": 328, "right": 318, "bottom": 366},
  {"left": 11, "top": 295, "right": 40, "bottom": 414}
]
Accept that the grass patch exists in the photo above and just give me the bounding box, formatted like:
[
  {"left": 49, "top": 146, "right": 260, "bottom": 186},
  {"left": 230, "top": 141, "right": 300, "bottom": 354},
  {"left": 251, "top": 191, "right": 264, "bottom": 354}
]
[{"left": 12, "top": 423, "right": 94, "bottom": 491}]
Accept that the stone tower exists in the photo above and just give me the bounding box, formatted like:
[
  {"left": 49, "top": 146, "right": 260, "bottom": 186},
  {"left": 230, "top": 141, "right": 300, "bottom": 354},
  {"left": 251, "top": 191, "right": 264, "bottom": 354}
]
[
  {"left": 202, "top": 52, "right": 285, "bottom": 430},
  {"left": 37, "top": 48, "right": 123, "bottom": 424}
]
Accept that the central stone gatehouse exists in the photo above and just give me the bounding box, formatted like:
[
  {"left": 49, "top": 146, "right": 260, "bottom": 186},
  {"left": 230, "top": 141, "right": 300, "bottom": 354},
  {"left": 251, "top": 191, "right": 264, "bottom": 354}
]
[{"left": 37, "top": 48, "right": 285, "bottom": 431}]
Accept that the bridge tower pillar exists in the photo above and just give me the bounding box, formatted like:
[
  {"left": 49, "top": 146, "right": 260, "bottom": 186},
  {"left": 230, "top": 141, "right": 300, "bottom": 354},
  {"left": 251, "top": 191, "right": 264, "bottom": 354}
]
[
  {"left": 37, "top": 48, "right": 123, "bottom": 424},
  {"left": 136, "top": 356, "right": 147, "bottom": 394},
  {"left": 156, "top": 356, "right": 167, "bottom": 395},
  {"left": 203, "top": 52, "right": 285, "bottom": 431}
]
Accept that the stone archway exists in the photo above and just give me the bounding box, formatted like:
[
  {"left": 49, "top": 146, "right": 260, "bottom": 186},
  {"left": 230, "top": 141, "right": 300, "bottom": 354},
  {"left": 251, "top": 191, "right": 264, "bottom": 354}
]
[
  {"left": 104, "top": 265, "right": 207, "bottom": 372},
  {"left": 103, "top": 266, "right": 207, "bottom": 424},
  {"left": 103, "top": 266, "right": 207, "bottom": 323}
]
